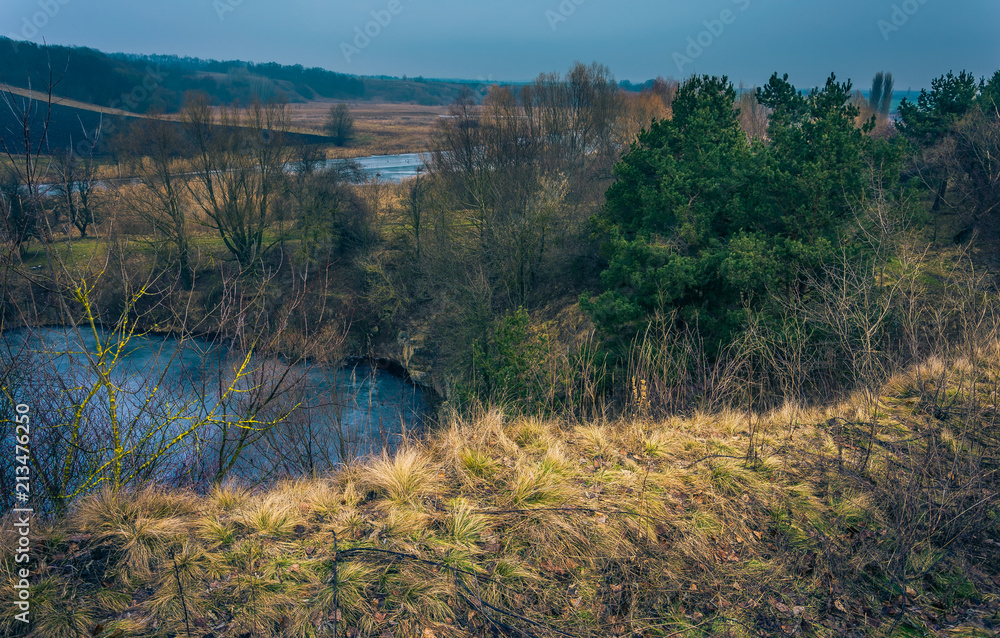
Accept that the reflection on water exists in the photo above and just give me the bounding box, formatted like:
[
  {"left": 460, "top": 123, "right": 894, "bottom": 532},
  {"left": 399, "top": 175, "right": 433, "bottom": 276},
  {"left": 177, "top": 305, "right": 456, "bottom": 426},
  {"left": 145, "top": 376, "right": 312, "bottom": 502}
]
[{"left": 1, "top": 327, "right": 427, "bottom": 487}]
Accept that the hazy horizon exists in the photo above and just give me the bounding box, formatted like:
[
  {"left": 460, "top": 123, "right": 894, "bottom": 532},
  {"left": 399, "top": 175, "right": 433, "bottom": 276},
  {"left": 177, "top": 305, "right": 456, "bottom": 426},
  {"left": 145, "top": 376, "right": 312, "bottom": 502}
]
[{"left": 2, "top": 1, "right": 999, "bottom": 91}]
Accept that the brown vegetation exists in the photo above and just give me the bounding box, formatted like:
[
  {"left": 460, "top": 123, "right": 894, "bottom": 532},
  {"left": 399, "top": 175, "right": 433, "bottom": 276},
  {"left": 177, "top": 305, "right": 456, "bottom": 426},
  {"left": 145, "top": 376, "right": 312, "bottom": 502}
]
[{"left": 2, "top": 350, "right": 997, "bottom": 636}]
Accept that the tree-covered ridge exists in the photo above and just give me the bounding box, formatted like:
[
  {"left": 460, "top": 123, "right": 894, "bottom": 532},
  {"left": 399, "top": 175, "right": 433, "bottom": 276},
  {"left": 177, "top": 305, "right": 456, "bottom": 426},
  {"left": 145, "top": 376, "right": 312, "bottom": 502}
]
[{"left": 0, "top": 38, "right": 480, "bottom": 111}]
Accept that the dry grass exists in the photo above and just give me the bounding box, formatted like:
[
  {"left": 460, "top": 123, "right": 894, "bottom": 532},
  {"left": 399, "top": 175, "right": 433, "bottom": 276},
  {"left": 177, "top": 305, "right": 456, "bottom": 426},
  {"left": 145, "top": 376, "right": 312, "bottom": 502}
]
[
  {"left": 285, "top": 101, "right": 446, "bottom": 157},
  {"left": 2, "top": 353, "right": 999, "bottom": 637}
]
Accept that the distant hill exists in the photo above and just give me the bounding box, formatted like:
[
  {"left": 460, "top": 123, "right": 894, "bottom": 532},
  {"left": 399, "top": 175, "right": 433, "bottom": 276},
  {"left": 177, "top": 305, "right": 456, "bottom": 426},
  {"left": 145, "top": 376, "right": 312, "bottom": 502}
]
[
  {"left": 0, "top": 38, "right": 485, "bottom": 114},
  {"left": 0, "top": 87, "right": 331, "bottom": 157}
]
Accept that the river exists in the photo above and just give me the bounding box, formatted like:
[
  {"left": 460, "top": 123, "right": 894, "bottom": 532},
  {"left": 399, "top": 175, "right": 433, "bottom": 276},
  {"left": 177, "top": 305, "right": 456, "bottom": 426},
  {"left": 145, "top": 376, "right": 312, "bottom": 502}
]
[
  {"left": 1, "top": 327, "right": 428, "bottom": 489},
  {"left": 329, "top": 152, "right": 427, "bottom": 182},
  {"left": 36, "top": 152, "right": 428, "bottom": 197}
]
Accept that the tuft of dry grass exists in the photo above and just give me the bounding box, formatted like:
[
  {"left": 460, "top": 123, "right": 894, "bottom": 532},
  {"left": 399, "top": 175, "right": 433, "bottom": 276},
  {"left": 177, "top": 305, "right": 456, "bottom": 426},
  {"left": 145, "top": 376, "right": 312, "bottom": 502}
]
[{"left": 362, "top": 448, "right": 442, "bottom": 506}]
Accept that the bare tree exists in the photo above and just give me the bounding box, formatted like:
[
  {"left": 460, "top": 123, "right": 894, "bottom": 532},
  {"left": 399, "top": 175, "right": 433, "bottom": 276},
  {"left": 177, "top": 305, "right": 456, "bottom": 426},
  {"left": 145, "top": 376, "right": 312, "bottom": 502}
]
[
  {"left": 52, "top": 136, "right": 101, "bottom": 238},
  {"left": 433, "top": 85, "right": 550, "bottom": 306},
  {"left": 869, "top": 71, "right": 895, "bottom": 117},
  {"left": 406, "top": 175, "right": 430, "bottom": 261},
  {"left": 737, "top": 84, "right": 770, "bottom": 141},
  {"left": 950, "top": 108, "right": 1000, "bottom": 235},
  {"left": 615, "top": 78, "right": 676, "bottom": 149},
  {"left": 119, "top": 112, "right": 195, "bottom": 287},
  {"left": 0, "top": 74, "right": 60, "bottom": 254},
  {"left": 324, "top": 103, "right": 355, "bottom": 146},
  {"left": 183, "top": 94, "right": 291, "bottom": 269},
  {"left": 431, "top": 64, "right": 629, "bottom": 309}
]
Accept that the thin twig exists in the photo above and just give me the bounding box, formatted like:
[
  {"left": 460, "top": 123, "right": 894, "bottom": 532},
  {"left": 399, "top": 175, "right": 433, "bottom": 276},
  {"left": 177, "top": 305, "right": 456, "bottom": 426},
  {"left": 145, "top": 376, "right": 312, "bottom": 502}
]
[{"left": 171, "top": 550, "right": 192, "bottom": 638}]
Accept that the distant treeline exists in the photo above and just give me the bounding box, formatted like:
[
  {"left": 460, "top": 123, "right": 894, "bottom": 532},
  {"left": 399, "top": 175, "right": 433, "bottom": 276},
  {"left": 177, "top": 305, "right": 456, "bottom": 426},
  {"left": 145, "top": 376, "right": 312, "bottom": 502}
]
[{"left": 0, "top": 38, "right": 480, "bottom": 112}]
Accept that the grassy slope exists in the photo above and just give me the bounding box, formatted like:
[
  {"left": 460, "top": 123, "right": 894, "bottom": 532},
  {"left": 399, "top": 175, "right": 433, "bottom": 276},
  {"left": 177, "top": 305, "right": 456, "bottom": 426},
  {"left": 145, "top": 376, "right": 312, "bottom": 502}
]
[
  {"left": 0, "top": 83, "right": 148, "bottom": 118},
  {"left": 2, "top": 350, "right": 998, "bottom": 637}
]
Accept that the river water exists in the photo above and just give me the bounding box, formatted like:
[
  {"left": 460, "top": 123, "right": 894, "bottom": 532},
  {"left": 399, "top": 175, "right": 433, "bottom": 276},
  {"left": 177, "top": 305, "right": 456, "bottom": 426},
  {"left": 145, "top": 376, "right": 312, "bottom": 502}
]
[
  {"left": 1, "top": 327, "right": 428, "bottom": 487},
  {"left": 330, "top": 153, "right": 427, "bottom": 182},
  {"left": 36, "top": 152, "right": 428, "bottom": 196}
]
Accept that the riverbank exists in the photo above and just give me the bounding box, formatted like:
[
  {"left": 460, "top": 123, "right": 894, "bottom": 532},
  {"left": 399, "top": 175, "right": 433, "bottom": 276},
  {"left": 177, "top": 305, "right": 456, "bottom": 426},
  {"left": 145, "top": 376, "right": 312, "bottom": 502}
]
[{"left": 3, "top": 348, "right": 998, "bottom": 637}]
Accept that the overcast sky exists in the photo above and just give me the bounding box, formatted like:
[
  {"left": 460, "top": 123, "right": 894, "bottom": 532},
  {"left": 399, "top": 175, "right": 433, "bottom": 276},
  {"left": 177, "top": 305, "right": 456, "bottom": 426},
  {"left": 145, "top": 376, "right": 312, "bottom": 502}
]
[{"left": 2, "top": 0, "right": 998, "bottom": 91}]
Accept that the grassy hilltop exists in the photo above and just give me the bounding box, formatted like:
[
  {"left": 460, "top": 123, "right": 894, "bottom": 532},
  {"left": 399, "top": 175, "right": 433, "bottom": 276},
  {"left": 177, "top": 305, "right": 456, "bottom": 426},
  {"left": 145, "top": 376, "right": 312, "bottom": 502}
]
[{"left": 2, "top": 348, "right": 998, "bottom": 637}]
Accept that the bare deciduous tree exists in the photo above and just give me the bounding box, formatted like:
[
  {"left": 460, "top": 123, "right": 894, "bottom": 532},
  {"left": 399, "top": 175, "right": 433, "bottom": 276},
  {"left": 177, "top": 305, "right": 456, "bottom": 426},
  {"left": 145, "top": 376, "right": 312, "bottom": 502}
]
[
  {"left": 119, "top": 112, "right": 195, "bottom": 287},
  {"left": 183, "top": 94, "right": 291, "bottom": 269},
  {"left": 324, "top": 103, "right": 355, "bottom": 146},
  {"left": 0, "top": 74, "right": 60, "bottom": 254},
  {"left": 52, "top": 136, "right": 101, "bottom": 238}
]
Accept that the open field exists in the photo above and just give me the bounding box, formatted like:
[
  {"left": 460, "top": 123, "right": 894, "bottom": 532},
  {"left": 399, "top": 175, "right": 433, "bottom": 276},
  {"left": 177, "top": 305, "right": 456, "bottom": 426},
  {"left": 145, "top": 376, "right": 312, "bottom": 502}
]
[{"left": 286, "top": 100, "right": 447, "bottom": 157}]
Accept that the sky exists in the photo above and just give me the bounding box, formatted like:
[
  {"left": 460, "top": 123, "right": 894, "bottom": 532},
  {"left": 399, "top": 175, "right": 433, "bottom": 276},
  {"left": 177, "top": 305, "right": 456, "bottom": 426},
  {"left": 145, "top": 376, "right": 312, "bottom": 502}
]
[{"left": 2, "top": 0, "right": 998, "bottom": 92}]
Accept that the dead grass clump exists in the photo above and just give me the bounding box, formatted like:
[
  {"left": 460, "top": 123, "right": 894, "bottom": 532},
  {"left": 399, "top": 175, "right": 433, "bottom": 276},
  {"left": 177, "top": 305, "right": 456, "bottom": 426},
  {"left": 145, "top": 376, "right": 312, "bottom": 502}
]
[
  {"left": 362, "top": 448, "right": 442, "bottom": 506},
  {"left": 65, "top": 487, "right": 196, "bottom": 586}
]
